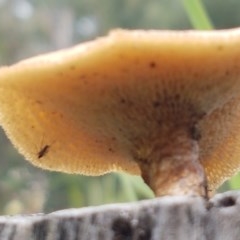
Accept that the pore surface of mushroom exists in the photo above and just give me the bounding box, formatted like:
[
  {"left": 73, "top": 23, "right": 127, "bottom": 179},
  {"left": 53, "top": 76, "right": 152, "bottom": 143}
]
[{"left": 1, "top": 28, "right": 240, "bottom": 197}]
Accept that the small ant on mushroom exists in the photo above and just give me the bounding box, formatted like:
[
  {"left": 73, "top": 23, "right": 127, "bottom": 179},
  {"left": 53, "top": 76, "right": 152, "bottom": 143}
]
[
  {"left": 38, "top": 144, "right": 50, "bottom": 159},
  {"left": 36, "top": 136, "right": 55, "bottom": 159}
]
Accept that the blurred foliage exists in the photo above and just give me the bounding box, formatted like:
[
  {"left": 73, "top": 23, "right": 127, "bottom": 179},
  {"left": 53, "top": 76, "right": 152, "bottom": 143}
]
[
  {"left": 0, "top": 0, "right": 240, "bottom": 214},
  {"left": 182, "top": 0, "right": 213, "bottom": 29}
]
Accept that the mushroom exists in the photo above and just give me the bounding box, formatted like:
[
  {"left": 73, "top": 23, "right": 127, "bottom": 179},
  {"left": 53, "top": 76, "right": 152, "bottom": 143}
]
[{"left": 0, "top": 28, "right": 240, "bottom": 198}]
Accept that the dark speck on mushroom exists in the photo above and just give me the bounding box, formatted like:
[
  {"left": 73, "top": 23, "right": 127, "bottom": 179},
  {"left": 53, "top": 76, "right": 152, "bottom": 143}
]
[
  {"left": 120, "top": 98, "right": 126, "bottom": 104},
  {"left": 80, "top": 74, "right": 86, "bottom": 79},
  {"left": 36, "top": 100, "right": 43, "bottom": 105},
  {"left": 118, "top": 128, "right": 123, "bottom": 132},
  {"left": 152, "top": 101, "right": 160, "bottom": 108},
  {"left": 174, "top": 94, "right": 180, "bottom": 101},
  {"left": 149, "top": 61, "right": 156, "bottom": 68},
  {"left": 225, "top": 70, "right": 230, "bottom": 76}
]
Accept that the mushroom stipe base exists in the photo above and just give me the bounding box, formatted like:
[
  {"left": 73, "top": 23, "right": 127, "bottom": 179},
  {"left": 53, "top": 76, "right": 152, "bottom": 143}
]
[{"left": 136, "top": 127, "right": 208, "bottom": 198}]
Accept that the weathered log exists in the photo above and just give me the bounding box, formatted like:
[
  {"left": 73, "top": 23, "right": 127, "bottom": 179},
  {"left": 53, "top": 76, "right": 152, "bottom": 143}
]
[{"left": 0, "top": 191, "right": 239, "bottom": 240}]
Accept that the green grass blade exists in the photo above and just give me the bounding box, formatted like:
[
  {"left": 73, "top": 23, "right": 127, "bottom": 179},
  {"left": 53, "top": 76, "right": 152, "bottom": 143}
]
[
  {"left": 229, "top": 173, "right": 240, "bottom": 190},
  {"left": 182, "top": 0, "right": 214, "bottom": 30}
]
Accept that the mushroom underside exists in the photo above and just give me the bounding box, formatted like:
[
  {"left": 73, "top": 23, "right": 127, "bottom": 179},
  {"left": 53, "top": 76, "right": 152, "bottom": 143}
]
[{"left": 1, "top": 29, "right": 240, "bottom": 197}]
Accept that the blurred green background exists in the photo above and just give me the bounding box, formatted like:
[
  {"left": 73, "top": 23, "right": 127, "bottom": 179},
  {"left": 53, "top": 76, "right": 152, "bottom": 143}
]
[{"left": 0, "top": 0, "right": 240, "bottom": 214}]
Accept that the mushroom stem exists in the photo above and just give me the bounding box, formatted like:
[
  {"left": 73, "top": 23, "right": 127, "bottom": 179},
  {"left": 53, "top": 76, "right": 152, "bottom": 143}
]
[{"left": 137, "top": 128, "right": 207, "bottom": 197}]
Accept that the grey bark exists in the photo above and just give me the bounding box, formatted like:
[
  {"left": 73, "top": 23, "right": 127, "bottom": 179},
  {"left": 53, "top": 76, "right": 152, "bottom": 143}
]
[{"left": 0, "top": 191, "right": 240, "bottom": 240}]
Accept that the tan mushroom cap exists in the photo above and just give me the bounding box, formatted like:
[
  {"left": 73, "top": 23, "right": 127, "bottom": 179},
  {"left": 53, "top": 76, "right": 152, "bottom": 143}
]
[{"left": 1, "top": 28, "right": 240, "bottom": 196}]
